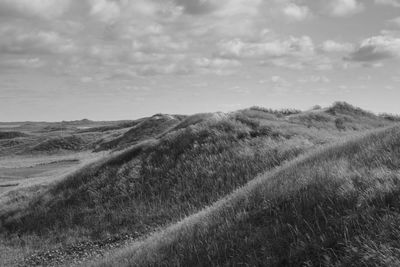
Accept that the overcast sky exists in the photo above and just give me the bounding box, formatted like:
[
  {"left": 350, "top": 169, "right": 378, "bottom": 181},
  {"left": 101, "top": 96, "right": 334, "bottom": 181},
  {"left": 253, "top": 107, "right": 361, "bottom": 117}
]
[{"left": 1, "top": 0, "right": 400, "bottom": 121}]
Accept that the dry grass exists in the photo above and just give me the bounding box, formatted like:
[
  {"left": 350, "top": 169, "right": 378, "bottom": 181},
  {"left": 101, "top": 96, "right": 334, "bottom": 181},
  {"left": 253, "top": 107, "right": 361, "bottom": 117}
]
[
  {"left": 90, "top": 125, "right": 400, "bottom": 267},
  {"left": 1, "top": 103, "right": 399, "bottom": 266}
]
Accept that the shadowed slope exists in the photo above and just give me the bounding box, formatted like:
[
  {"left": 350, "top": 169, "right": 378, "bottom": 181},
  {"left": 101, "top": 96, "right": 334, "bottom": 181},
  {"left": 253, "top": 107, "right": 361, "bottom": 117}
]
[
  {"left": 92, "top": 125, "right": 400, "bottom": 267},
  {"left": 95, "top": 114, "right": 184, "bottom": 151},
  {"left": 0, "top": 132, "right": 28, "bottom": 140},
  {"left": 1, "top": 103, "right": 399, "bottom": 266},
  {"left": 0, "top": 114, "right": 311, "bottom": 243}
]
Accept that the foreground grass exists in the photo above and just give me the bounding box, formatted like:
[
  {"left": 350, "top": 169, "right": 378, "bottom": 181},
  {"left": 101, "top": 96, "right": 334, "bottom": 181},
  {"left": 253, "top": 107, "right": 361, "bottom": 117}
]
[{"left": 92, "top": 125, "right": 400, "bottom": 267}]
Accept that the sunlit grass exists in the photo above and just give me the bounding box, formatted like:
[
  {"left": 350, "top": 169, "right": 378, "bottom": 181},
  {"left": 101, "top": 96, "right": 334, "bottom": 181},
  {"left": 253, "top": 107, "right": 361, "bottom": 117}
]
[{"left": 92, "top": 125, "right": 400, "bottom": 267}]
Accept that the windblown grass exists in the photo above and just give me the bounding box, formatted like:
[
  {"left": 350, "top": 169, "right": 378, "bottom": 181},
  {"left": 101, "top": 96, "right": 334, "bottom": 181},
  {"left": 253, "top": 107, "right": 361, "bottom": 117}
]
[
  {"left": 92, "top": 125, "right": 400, "bottom": 267},
  {"left": 1, "top": 103, "right": 398, "bottom": 266},
  {"left": 0, "top": 116, "right": 310, "bottom": 244}
]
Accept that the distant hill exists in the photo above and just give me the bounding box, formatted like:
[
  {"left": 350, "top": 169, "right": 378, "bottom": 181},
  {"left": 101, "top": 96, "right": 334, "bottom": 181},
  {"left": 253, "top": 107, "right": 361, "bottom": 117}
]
[{"left": 94, "top": 114, "right": 185, "bottom": 151}]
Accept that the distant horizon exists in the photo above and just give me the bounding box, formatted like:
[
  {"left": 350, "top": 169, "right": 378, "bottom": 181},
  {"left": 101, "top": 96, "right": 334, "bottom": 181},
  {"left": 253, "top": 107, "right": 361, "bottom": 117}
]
[
  {"left": 1, "top": 0, "right": 400, "bottom": 121},
  {"left": 1, "top": 100, "right": 400, "bottom": 123}
]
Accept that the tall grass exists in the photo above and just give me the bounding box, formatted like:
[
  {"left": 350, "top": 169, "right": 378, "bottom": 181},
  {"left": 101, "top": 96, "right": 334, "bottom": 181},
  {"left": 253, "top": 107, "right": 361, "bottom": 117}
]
[
  {"left": 0, "top": 115, "right": 311, "bottom": 245},
  {"left": 92, "top": 125, "right": 400, "bottom": 267},
  {"left": 2, "top": 105, "right": 398, "bottom": 266}
]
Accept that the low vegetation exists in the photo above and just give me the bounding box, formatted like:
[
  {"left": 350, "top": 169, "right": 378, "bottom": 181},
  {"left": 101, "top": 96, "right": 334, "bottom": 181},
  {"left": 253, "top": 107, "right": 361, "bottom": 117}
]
[
  {"left": 94, "top": 114, "right": 183, "bottom": 151},
  {"left": 1, "top": 102, "right": 399, "bottom": 266},
  {"left": 94, "top": 125, "right": 400, "bottom": 267},
  {"left": 29, "top": 136, "right": 87, "bottom": 152},
  {"left": 0, "top": 131, "right": 27, "bottom": 140},
  {"left": 0, "top": 115, "right": 312, "bottom": 244}
]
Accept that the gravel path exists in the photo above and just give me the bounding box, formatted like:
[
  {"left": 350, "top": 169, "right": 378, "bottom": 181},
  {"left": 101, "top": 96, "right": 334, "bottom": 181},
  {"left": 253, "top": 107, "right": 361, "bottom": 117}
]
[{"left": 18, "top": 233, "right": 139, "bottom": 267}]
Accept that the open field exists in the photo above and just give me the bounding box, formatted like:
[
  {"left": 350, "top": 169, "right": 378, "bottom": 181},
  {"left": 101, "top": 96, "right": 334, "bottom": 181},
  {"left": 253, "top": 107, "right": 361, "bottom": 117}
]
[
  {"left": 1, "top": 102, "right": 400, "bottom": 266},
  {"left": 0, "top": 152, "right": 105, "bottom": 195}
]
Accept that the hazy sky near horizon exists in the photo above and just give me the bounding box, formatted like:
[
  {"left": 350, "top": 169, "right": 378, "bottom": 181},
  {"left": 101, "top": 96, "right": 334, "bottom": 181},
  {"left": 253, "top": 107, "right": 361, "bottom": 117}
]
[{"left": 1, "top": 0, "right": 400, "bottom": 121}]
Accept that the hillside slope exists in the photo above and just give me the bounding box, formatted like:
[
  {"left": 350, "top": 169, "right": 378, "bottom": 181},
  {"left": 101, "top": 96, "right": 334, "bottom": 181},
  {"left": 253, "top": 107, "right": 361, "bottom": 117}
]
[
  {"left": 92, "top": 125, "right": 400, "bottom": 267},
  {"left": 94, "top": 114, "right": 185, "bottom": 151},
  {"left": 1, "top": 102, "right": 399, "bottom": 266}
]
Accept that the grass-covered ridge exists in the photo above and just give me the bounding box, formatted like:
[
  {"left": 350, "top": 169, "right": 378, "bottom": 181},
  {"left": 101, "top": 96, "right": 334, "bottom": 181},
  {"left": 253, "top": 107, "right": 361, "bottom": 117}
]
[
  {"left": 1, "top": 102, "right": 399, "bottom": 266},
  {"left": 93, "top": 125, "right": 400, "bottom": 267},
  {"left": 0, "top": 113, "right": 312, "bottom": 242}
]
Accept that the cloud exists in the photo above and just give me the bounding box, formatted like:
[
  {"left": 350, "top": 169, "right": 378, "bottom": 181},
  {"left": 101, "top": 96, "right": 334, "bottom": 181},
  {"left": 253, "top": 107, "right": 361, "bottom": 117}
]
[
  {"left": 136, "top": 63, "right": 191, "bottom": 76},
  {"left": 375, "top": 0, "right": 400, "bottom": 7},
  {"left": 214, "top": 0, "right": 261, "bottom": 17},
  {"left": 282, "top": 3, "right": 312, "bottom": 21},
  {"left": 89, "top": 0, "right": 120, "bottom": 23},
  {"left": 133, "top": 35, "right": 189, "bottom": 53},
  {"left": 0, "top": 57, "right": 45, "bottom": 69},
  {"left": 171, "top": 0, "right": 262, "bottom": 18},
  {"left": 194, "top": 57, "right": 241, "bottom": 68},
  {"left": 298, "top": 75, "right": 331, "bottom": 83},
  {"left": 215, "top": 34, "right": 341, "bottom": 70},
  {"left": 0, "top": 0, "right": 71, "bottom": 19},
  {"left": 180, "top": 0, "right": 262, "bottom": 37},
  {"left": 387, "top": 17, "right": 400, "bottom": 27},
  {"left": 345, "top": 35, "right": 400, "bottom": 62},
  {"left": 0, "top": 25, "right": 76, "bottom": 55},
  {"left": 321, "top": 40, "right": 354, "bottom": 53},
  {"left": 194, "top": 57, "right": 241, "bottom": 75},
  {"left": 174, "top": 0, "right": 216, "bottom": 15},
  {"left": 271, "top": 75, "right": 290, "bottom": 86},
  {"left": 217, "top": 35, "right": 315, "bottom": 59},
  {"left": 326, "top": 0, "right": 364, "bottom": 17}
]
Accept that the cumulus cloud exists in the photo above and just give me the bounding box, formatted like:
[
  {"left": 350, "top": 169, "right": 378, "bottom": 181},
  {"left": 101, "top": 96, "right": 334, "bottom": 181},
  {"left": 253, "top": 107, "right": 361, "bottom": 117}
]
[
  {"left": 326, "top": 0, "right": 364, "bottom": 17},
  {"left": 282, "top": 3, "right": 312, "bottom": 21},
  {"left": 387, "top": 17, "right": 400, "bottom": 27},
  {"left": 0, "top": 25, "right": 76, "bottom": 55},
  {"left": 0, "top": 0, "right": 387, "bottom": 79},
  {"left": 0, "top": 57, "right": 45, "bottom": 69},
  {"left": 271, "top": 75, "right": 290, "bottom": 86},
  {"left": 0, "top": 0, "right": 71, "bottom": 19},
  {"left": 172, "top": 0, "right": 261, "bottom": 18},
  {"left": 174, "top": 0, "right": 216, "bottom": 15},
  {"left": 298, "top": 75, "right": 331, "bottom": 83},
  {"left": 194, "top": 57, "right": 241, "bottom": 68},
  {"left": 89, "top": 0, "right": 120, "bottom": 23},
  {"left": 194, "top": 57, "right": 241, "bottom": 75},
  {"left": 219, "top": 0, "right": 261, "bottom": 17},
  {"left": 136, "top": 64, "right": 190, "bottom": 76},
  {"left": 345, "top": 35, "right": 400, "bottom": 62},
  {"left": 321, "top": 40, "right": 354, "bottom": 53},
  {"left": 375, "top": 0, "right": 400, "bottom": 7},
  {"left": 215, "top": 34, "right": 337, "bottom": 70},
  {"left": 133, "top": 35, "right": 189, "bottom": 53},
  {"left": 183, "top": 0, "right": 263, "bottom": 37},
  {"left": 217, "top": 35, "right": 315, "bottom": 59}
]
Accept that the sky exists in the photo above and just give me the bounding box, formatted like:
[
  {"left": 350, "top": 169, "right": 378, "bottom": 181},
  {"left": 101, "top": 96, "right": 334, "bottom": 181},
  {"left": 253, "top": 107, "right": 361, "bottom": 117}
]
[{"left": 1, "top": 0, "right": 400, "bottom": 121}]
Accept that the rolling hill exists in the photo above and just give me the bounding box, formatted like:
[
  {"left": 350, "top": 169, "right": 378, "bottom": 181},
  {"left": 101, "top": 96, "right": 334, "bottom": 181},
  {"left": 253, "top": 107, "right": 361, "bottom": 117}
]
[
  {"left": 93, "top": 124, "right": 400, "bottom": 267},
  {"left": 0, "top": 102, "right": 399, "bottom": 266}
]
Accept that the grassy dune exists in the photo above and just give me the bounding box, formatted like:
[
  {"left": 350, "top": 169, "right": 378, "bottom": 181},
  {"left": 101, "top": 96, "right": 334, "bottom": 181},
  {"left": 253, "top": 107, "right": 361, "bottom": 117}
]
[
  {"left": 92, "top": 125, "right": 400, "bottom": 267},
  {"left": 0, "top": 114, "right": 312, "bottom": 243},
  {"left": 1, "top": 102, "right": 399, "bottom": 266}
]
